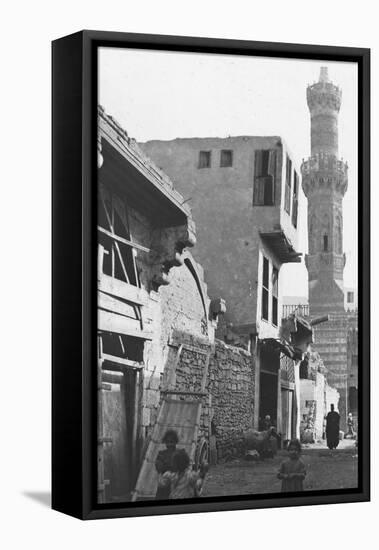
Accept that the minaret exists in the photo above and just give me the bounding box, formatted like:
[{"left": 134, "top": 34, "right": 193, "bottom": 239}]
[{"left": 301, "top": 67, "right": 348, "bottom": 316}]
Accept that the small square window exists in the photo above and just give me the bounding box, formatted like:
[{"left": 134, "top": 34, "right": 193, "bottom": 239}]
[
  {"left": 198, "top": 151, "right": 211, "bottom": 168},
  {"left": 220, "top": 149, "right": 233, "bottom": 167}
]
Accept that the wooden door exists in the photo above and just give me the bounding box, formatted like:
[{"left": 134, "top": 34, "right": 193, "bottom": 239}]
[{"left": 281, "top": 388, "right": 293, "bottom": 442}]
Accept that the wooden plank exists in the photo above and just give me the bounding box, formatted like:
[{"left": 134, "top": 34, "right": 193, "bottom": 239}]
[
  {"left": 132, "top": 398, "right": 201, "bottom": 500},
  {"left": 164, "top": 344, "right": 183, "bottom": 391},
  {"left": 168, "top": 340, "right": 210, "bottom": 355},
  {"left": 161, "top": 390, "right": 208, "bottom": 397},
  {"left": 97, "top": 350, "right": 105, "bottom": 504},
  {"left": 132, "top": 370, "right": 139, "bottom": 480},
  {"left": 98, "top": 290, "right": 140, "bottom": 319},
  {"left": 97, "top": 480, "right": 110, "bottom": 491},
  {"left": 98, "top": 310, "right": 153, "bottom": 340},
  {"left": 102, "top": 370, "right": 123, "bottom": 385},
  {"left": 98, "top": 225, "right": 150, "bottom": 253},
  {"left": 101, "top": 353, "right": 143, "bottom": 369},
  {"left": 98, "top": 436, "right": 113, "bottom": 444},
  {"left": 113, "top": 239, "right": 131, "bottom": 284},
  {"left": 200, "top": 351, "right": 211, "bottom": 392},
  {"left": 98, "top": 273, "right": 148, "bottom": 305}
]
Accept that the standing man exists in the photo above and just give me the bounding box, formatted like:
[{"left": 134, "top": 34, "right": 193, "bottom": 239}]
[{"left": 326, "top": 404, "right": 340, "bottom": 450}]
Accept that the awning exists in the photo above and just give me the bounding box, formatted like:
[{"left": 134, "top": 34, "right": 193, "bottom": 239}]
[
  {"left": 261, "top": 338, "right": 303, "bottom": 360},
  {"left": 259, "top": 230, "right": 302, "bottom": 264},
  {"left": 99, "top": 109, "right": 192, "bottom": 228}
]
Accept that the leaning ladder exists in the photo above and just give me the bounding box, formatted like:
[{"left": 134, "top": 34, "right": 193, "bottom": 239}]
[{"left": 131, "top": 344, "right": 210, "bottom": 501}]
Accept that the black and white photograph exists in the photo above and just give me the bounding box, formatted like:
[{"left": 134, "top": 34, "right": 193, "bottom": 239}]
[{"left": 96, "top": 47, "right": 361, "bottom": 504}]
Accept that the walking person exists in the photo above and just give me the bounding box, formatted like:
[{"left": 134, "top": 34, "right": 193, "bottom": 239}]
[
  {"left": 344, "top": 412, "right": 356, "bottom": 439},
  {"left": 326, "top": 404, "right": 340, "bottom": 450},
  {"left": 155, "top": 429, "right": 179, "bottom": 499},
  {"left": 277, "top": 438, "right": 306, "bottom": 492}
]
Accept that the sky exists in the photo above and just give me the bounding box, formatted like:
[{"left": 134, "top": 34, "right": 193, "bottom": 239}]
[{"left": 99, "top": 48, "right": 358, "bottom": 298}]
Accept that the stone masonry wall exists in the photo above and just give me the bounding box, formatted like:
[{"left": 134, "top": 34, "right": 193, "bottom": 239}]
[{"left": 208, "top": 339, "right": 255, "bottom": 460}]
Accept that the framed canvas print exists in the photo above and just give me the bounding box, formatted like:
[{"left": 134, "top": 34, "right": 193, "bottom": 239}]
[{"left": 52, "top": 31, "right": 370, "bottom": 520}]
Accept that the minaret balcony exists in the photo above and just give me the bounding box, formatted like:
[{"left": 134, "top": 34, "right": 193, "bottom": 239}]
[
  {"left": 306, "top": 81, "right": 342, "bottom": 113},
  {"left": 301, "top": 154, "right": 348, "bottom": 197},
  {"left": 301, "top": 154, "right": 348, "bottom": 176}
]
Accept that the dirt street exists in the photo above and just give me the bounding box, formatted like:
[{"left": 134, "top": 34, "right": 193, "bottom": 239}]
[{"left": 203, "top": 440, "right": 358, "bottom": 496}]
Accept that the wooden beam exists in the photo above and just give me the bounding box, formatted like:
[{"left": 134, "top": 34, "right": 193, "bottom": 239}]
[
  {"left": 98, "top": 274, "right": 148, "bottom": 306},
  {"left": 101, "top": 353, "right": 143, "bottom": 369},
  {"left": 98, "top": 310, "right": 153, "bottom": 340},
  {"left": 98, "top": 290, "right": 140, "bottom": 318},
  {"left": 102, "top": 371, "right": 124, "bottom": 385},
  {"left": 98, "top": 225, "right": 150, "bottom": 253},
  {"left": 168, "top": 340, "right": 210, "bottom": 355},
  {"left": 161, "top": 390, "right": 208, "bottom": 397}
]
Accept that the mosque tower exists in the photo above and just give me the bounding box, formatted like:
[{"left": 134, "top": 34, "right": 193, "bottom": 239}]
[{"left": 301, "top": 67, "right": 348, "bottom": 316}]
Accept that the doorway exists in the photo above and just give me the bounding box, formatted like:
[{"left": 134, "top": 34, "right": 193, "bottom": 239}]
[
  {"left": 281, "top": 387, "right": 294, "bottom": 441},
  {"left": 102, "top": 364, "right": 139, "bottom": 502},
  {"left": 259, "top": 345, "right": 280, "bottom": 429},
  {"left": 259, "top": 371, "right": 278, "bottom": 428},
  {"left": 98, "top": 332, "right": 144, "bottom": 503}
]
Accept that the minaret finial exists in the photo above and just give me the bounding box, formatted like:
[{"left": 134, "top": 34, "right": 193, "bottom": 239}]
[{"left": 319, "top": 67, "right": 329, "bottom": 83}]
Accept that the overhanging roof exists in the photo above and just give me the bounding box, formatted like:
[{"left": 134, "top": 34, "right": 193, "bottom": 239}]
[
  {"left": 99, "top": 107, "right": 192, "bottom": 228},
  {"left": 259, "top": 230, "right": 302, "bottom": 264},
  {"left": 261, "top": 338, "right": 303, "bottom": 360}
]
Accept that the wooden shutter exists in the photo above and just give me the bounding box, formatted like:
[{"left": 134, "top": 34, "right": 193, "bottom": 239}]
[
  {"left": 285, "top": 155, "right": 292, "bottom": 214},
  {"left": 291, "top": 171, "right": 298, "bottom": 227},
  {"left": 254, "top": 150, "right": 264, "bottom": 205}
]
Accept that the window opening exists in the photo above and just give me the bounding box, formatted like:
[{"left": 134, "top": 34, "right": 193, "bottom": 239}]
[
  {"left": 198, "top": 151, "right": 211, "bottom": 168},
  {"left": 220, "top": 149, "right": 233, "bottom": 167},
  {"left": 284, "top": 155, "right": 292, "bottom": 214},
  {"left": 292, "top": 171, "right": 298, "bottom": 227},
  {"left": 253, "top": 150, "right": 275, "bottom": 206},
  {"left": 262, "top": 256, "right": 269, "bottom": 321},
  {"left": 272, "top": 266, "right": 279, "bottom": 326}
]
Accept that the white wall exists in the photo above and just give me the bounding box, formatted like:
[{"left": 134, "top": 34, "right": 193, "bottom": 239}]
[
  {"left": 1, "top": 1, "right": 377, "bottom": 549},
  {"left": 300, "top": 376, "right": 325, "bottom": 440}
]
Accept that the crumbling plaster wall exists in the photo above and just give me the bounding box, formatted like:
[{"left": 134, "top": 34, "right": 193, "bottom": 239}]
[
  {"left": 300, "top": 374, "right": 325, "bottom": 440},
  {"left": 139, "top": 252, "right": 215, "bottom": 450},
  {"left": 125, "top": 208, "right": 257, "bottom": 464}
]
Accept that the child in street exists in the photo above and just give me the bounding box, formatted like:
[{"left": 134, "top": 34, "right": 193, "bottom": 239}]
[
  {"left": 158, "top": 449, "right": 208, "bottom": 499},
  {"left": 277, "top": 438, "right": 306, "bottom": 492},
  {"left": 155, "top": 429, "right": 179, "bottom": 500}
]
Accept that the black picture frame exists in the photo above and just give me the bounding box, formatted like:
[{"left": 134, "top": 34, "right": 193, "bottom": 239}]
[{"left": 52, "top": 30, "right": 370, "bottom": 520}]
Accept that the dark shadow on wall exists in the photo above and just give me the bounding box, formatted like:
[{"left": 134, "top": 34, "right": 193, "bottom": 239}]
[{"left": 22, "top": 491, "right": 51, "bottom": 508}]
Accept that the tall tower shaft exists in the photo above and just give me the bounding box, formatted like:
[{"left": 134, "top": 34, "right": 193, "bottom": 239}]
[{"left": 301, "top": 67, "right": 348, "bottom": 315}]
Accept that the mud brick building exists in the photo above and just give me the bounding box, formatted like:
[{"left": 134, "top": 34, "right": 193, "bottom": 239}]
[
  {"left": 97, "top": 107, "right": 260, "bottom": 502},
  {"left": 98, "top": 107, "right": 212, "bottom": 502},
  {"left": 141, "top": 135, "right": 306, "bottom": 439},
  {"left": 301, "top": 67, "right": 358, "bottom": 430}
]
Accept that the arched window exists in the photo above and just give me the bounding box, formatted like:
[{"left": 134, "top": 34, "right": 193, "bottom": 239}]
[{"left": 323, "top": 234, "right": 328, "bottom": 252}]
